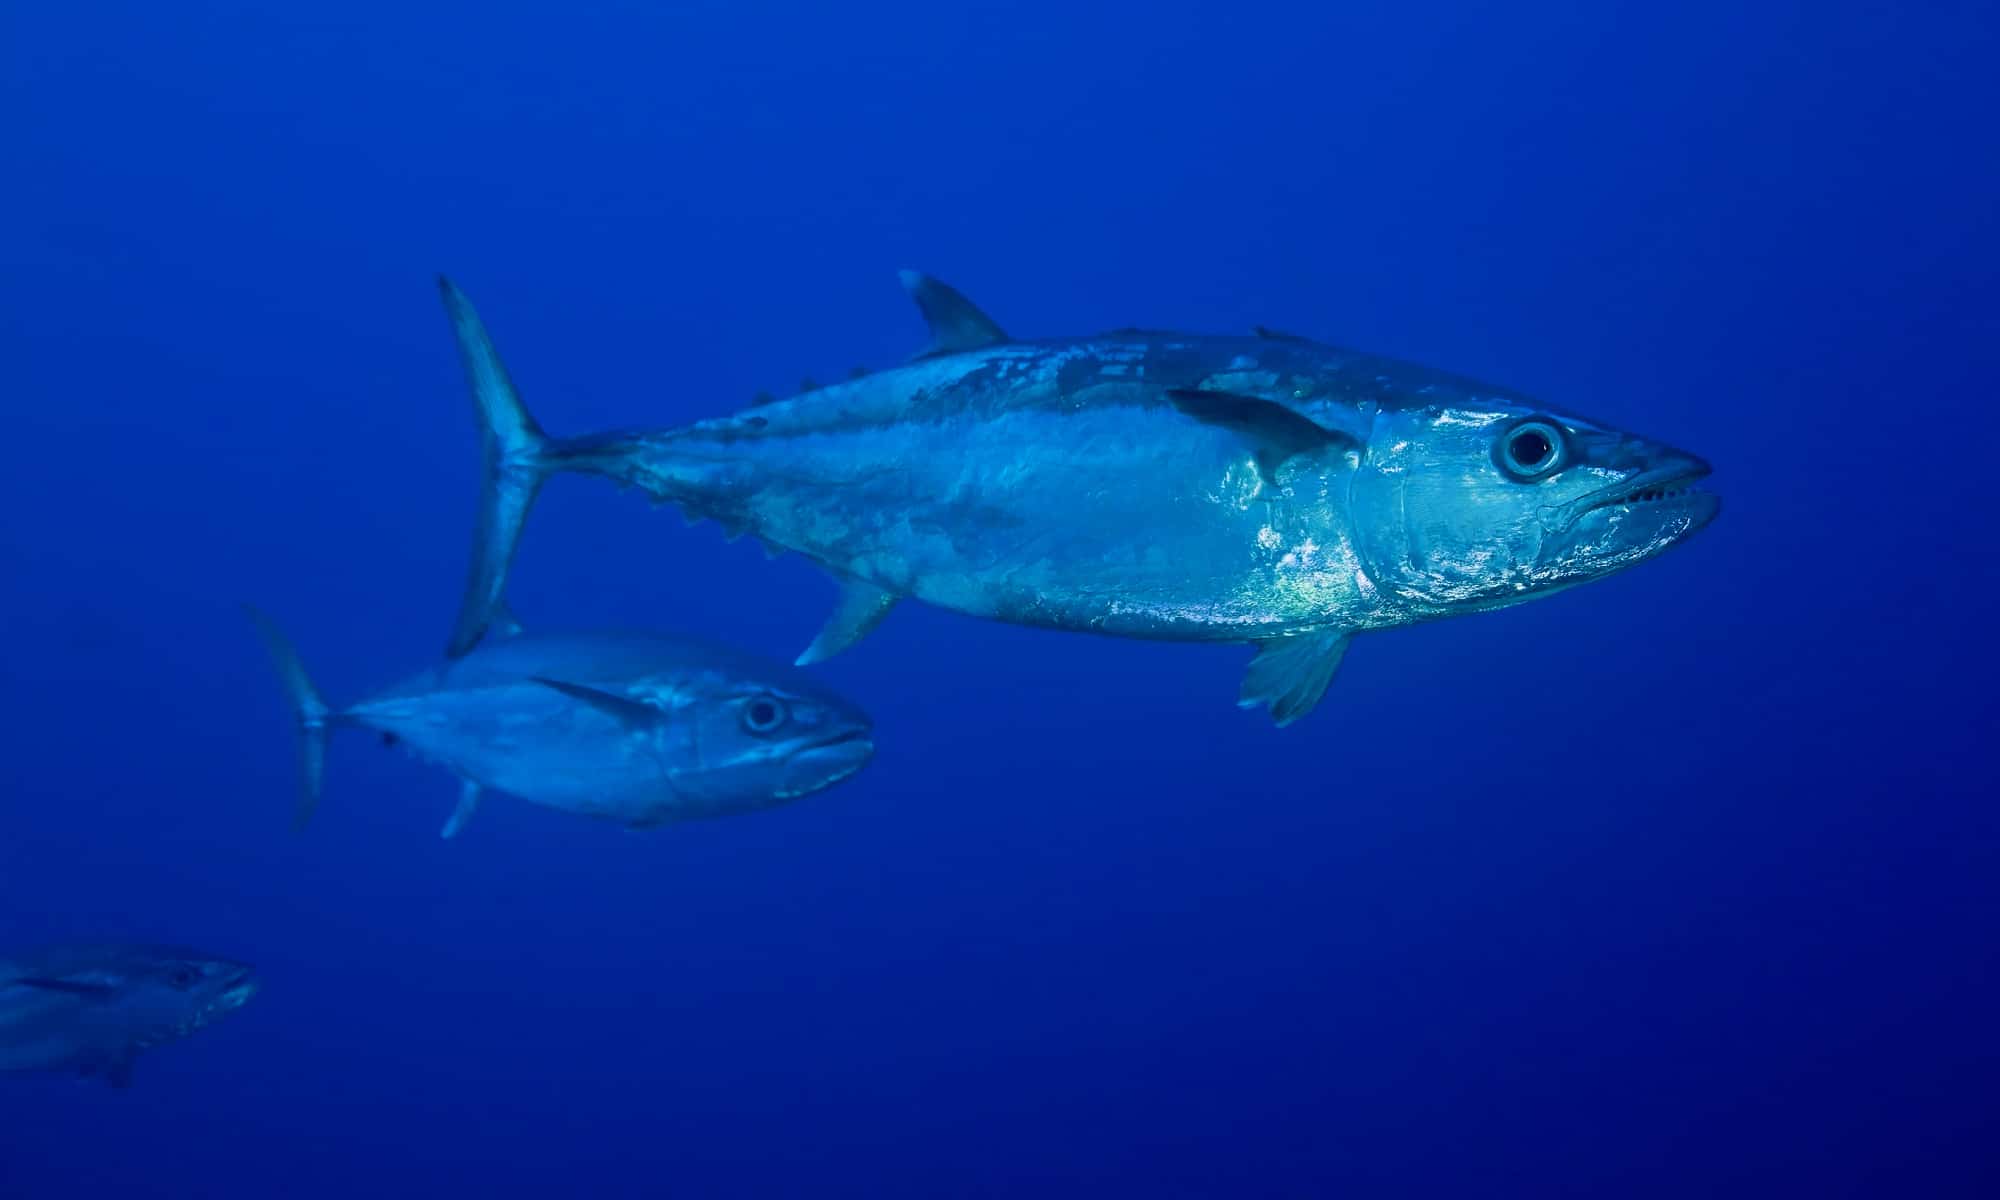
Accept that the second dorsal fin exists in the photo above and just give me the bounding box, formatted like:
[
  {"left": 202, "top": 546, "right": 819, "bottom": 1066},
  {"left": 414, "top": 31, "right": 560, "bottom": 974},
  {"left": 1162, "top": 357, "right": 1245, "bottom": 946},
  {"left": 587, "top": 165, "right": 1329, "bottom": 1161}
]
[{"left": 900, "top": 270, "right": 1008, "bottom": 359}]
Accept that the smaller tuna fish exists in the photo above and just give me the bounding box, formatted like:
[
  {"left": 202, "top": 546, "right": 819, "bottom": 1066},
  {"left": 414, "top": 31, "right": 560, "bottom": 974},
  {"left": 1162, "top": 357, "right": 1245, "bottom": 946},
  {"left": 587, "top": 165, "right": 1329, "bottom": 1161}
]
[
  {"left": 245, "top": 606, "right": 875, "bottom": 837},
  {"left": 0, "top": 945, "right": 258, "bottom": 1088}
]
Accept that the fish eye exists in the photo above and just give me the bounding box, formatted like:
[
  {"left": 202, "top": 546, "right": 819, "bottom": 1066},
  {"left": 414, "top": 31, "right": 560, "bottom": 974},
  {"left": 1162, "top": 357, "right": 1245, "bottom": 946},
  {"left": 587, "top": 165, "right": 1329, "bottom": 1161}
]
[
  {"left": 1498, "top": 419, "right": 1566, "bottom": 479},
  {"left": 167, "top": 964, "right": 201, "bottom": 989},
  {"left": 740, "top": 694, "right": 789, "bottom": 735}
]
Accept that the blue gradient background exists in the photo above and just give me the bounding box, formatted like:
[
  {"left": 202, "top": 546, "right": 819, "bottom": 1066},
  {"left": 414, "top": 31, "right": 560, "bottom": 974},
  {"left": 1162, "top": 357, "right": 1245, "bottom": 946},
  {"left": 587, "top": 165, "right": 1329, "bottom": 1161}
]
[{"left": 2, "top": 2, "right": 1994, "bottom": 1195}]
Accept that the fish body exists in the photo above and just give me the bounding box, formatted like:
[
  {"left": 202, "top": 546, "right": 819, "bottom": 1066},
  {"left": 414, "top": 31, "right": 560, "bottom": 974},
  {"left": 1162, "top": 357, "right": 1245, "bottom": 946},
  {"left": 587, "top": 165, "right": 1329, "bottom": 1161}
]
[
  {"left": 247, "top": 614, "right": 875, "bottom": 836},
  {"left": 0, "top": 945, "right": 257, "bottom": 1088},
  {"left": 439, "top": 274, "right": 1718, "bottom": 723},
  {"left": 608, "top": 338, "right": 1372, "bottom": 640}
]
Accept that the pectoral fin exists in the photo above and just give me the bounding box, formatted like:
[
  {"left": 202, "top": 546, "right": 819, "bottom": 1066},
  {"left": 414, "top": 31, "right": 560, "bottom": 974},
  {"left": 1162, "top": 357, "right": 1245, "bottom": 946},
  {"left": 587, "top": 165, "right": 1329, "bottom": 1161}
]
[
  {"left": 101, "top": 1055, "right": 136, "bottom": 1089},
  {"left": 488, "top": 601, "right": 526, "bottom": 641},
  {"left": 14, "top": 977, "right": 117, "bottom": 997},
  {"left": 1239, "top": 631, "right": 1351, "bottom": 726},
  {"left": 796, "top": 578, "right": 898, "bottom": 666},
  {"left": 441, "top": 780, "right": 482, "bottom": 840},
  {"left": 76, "top": 1051, "right": 137, "bottom": 1088},
  {"left": 531, "top": 678, "right": 659, "bottom": 729},
  {"left": 1167, "top": 388, "right": 1355, "bottom": 484}
]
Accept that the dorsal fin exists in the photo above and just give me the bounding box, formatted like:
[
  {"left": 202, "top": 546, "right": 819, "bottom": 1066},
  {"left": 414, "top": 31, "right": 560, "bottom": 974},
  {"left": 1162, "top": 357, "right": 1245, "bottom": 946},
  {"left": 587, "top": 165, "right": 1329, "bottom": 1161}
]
[
  {"left": 1166, "top": 388, "right": 1356, "bottom": 483},
  {"left": 900, "top": 270, "right": 1008, "bottom": 359}
]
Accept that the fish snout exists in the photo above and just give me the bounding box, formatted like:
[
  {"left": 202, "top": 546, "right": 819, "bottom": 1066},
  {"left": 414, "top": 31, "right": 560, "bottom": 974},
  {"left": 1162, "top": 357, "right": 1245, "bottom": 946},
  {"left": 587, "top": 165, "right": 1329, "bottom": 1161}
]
[
  {"left": 782, "top": 722, "right": 876, "bottom": 796},
  {"left": 216, "top": 964, "right": 260, "bottom": 1007}
]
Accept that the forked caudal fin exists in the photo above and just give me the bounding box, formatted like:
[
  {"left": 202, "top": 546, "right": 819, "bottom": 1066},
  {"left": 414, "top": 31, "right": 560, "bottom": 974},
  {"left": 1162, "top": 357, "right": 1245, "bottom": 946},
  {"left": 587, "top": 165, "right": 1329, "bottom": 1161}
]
[
  {"left": 243, "top": 604, "right": 332, "bottom": 829},
  {"left": 437, "top": 276, "right": 561, "bottom": 659}
]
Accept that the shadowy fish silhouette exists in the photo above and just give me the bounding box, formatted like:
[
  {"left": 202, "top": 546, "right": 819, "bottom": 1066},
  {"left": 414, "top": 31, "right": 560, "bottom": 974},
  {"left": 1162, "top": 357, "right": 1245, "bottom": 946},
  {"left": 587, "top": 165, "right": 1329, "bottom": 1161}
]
[
  {"left": 0, "top": 945, "right": 258, "bottom": 1089},
  {"left": 245, "top": 606, "right": 874, "bottom": 837},
  {"left": 435, "top": 273, "right": 1718, "bottom": 726}
]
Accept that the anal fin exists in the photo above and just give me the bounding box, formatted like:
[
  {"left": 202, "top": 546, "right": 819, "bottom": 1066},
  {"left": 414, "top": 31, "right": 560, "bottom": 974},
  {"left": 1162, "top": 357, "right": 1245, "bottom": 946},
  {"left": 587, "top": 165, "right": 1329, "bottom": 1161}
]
[
  {"left": 441, "top": 780, "right": 482, "bottom": 840},
  {"left": 1239, "top": 630, "right": 1351, "bottom": 726},
  {"left": 797, "top": 578, "right": 898, "bottom": 666}
]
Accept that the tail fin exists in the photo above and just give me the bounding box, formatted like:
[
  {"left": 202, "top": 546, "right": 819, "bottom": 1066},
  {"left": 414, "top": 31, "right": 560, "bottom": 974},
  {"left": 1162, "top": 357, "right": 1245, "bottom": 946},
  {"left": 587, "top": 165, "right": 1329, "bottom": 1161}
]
[
  {"left": 437, "top": 276, "right": 557, "bottom": 659},
  {"left": 243, "top": 605, "right": 331, "bottom": 830}
]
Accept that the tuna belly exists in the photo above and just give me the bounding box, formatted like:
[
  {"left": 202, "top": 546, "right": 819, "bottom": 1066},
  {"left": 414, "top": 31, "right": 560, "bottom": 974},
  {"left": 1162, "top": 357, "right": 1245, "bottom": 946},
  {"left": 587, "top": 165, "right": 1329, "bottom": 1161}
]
[
  {"left": 0, "top": 1034, "right": 85, "bottom": 1073},
  {"left": 0, "top": 1013, "right": 122, "bottom": 1075},
  {"left": 365, "top": 702, "right": 674, "bottom": 823},
  {"left": 451, "top": 740, "right": 673, "bottom": 821},
  {"left": 747, "top": 409, "right": 1361, "bottom": 639}
]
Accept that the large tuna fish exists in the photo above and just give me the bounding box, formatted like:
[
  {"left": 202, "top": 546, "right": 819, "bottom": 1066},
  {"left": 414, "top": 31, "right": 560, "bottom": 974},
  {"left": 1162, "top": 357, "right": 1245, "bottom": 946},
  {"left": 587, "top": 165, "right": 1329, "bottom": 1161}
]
[
  {"left": 246, "top": 607, "right": 874, "bottom": 836},
  {"left": 437, "top": 274, "right": 1717, "bottom": 725},
  {"left": 0, "top": 944, "right": 257, "bottom": 1088}
]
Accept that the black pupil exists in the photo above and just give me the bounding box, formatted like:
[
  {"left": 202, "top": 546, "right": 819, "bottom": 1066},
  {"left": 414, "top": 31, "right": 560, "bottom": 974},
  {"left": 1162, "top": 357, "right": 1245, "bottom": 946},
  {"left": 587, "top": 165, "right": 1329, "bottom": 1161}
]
[
  {"left": 750, "top": 701, "right": 776, "bottom": 727},
  {"left": 1512, "top": 429, "right": 1552, "bottom": 468}
]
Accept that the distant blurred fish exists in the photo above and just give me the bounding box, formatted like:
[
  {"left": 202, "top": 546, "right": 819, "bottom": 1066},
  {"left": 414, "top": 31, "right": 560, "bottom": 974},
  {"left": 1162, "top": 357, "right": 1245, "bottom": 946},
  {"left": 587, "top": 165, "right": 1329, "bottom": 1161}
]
[
  {"left": 0, "top": 945, "right": 258, "bottom": 1089},
  {"left": 245, "top": 606, "right": 875, "bottom": 837}
]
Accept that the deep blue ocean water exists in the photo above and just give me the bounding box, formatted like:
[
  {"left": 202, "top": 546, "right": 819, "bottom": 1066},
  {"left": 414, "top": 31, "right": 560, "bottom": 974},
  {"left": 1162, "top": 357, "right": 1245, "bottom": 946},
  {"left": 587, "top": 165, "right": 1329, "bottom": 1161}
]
[{"left": 3, "top": 2, "right": 1995, "bottom": 1195}]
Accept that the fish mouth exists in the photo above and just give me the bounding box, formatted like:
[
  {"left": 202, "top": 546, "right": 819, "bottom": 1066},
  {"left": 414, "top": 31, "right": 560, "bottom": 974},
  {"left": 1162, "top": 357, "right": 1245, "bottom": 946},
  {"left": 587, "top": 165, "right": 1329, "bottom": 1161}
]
[
  {"left": 219, "top": 968, "right": 259, "bottom": 1008},
  {"left": 1553, "top": 460, "right": 1718, "bottom": 533},
  {"left": 778, "top": 729, "right": 876, "bottom": 797}
]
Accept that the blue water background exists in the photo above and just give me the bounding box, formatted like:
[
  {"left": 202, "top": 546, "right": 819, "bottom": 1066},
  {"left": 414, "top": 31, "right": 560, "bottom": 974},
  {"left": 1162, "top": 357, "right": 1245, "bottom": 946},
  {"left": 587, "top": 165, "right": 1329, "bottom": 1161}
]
[{"left": 2, "top": 1, "right": 1995, "bottom": 1194}]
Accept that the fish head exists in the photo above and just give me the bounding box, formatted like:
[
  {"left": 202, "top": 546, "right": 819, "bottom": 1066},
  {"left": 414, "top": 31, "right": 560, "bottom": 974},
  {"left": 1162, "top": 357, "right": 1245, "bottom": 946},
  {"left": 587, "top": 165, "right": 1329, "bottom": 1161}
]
[
  {"left": 126, "top": 951, "right": 261, "bottom": 1036},
  {"left": 1348, "top": 399, "right": 1718, "bottom": 616},
  {"left": 668, "top": 665, "right": 876, "bottom": 810},
  {"left": 34, "top": 948, "right": 261, "bottom": 1043}
]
